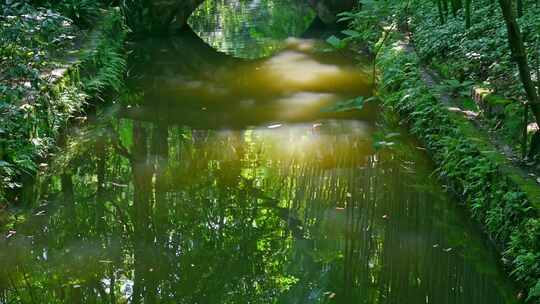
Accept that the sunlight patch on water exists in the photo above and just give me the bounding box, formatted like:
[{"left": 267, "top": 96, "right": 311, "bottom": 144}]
[
  {"left": 276, "top": 92, "right": 337, "bottom": 120},
  {"left": 201, "top": 120, "right": 375, "bottom": 168},
  {"left": 285, "top": 37, "right": 317, "bottom": 51},
  {"left": 246, "top": 41, "right": 371, "bottom": 94},
  {"left": 263, "top": 50, "right": 343, "bottom": 87}
]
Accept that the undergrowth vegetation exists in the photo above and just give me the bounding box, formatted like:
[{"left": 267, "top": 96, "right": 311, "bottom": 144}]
[
  {"left": 412, "top": 1, "right": 540, "bottom": 97},
  {"left": 379, "top": 35, "right": 540, "bottom": 303},
  {"left": 337, "top": 0, "right": 540, "bottom": 156},
  {"left": 0, "top": 1, "right": 126, "bottom": 205},
  {"left": 12, "top": 0, "right": 114, "bottom": 28},
  {"left": 411, "top": 0, "right": 540, "bottom": 151},
  {"left": 334, "top": 1, "right": 540, "bottom": 300}
]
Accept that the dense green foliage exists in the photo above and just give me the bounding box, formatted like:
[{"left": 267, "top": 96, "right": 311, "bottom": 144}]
[
  {"left": 1, "top": 1, "right": 79, "bottom": 203},
  {"left": 0, "top": 1, "right": 126, "bottom": 205},
  {"left": 15, "top": 0, "right": 114, "bottom": 28},
  {"left": 335, "top": 0, "right": 540, "bottom": 154},
  {"left": 379, "top": 41, "right": 540, "bottom": 302},
  {"left": 338, "top": 0, "right": 540, "bottom": 300},
  {"left": 411, "top": 0, "right": 540, "bottom": 149}
]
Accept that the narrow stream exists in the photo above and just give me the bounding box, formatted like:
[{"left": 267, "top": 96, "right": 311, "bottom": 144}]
[{"left": 0, "top": 1, "right": 517, "bottom": 303}]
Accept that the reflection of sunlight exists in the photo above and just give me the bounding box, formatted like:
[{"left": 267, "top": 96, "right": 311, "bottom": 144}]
[
  {"left": 263, "top": 50, "right": 342, "bottom": 87},
  {"left": 208, "top": 120, "right": 373, "bottom": 169},
  {"left": 188, "top": 120, "right": 374, "bottom": 170},
  {"left": 249, "top": 44, "right": 371, "bottom": 93},
  {"left": 276, "top": 92, "right": 337, "bottom": 120},
  {"left": 277, "top": 92, "right": 335, "bottom": 106},
  {"left": 285, "top": 37, "right": 317, "bottom": 52},
  {"left": 253, "top": 120, "right": 373, "bottom": 168}
]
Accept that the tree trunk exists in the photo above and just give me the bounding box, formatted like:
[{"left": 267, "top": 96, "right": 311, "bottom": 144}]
[
  {"left": 465, "top": 0, "right": 472, "bottom": 28},
  {"left": 131, "top": 121, "right": 153, "bottom": 304},
  {"left": 517, "top": 0, "right": 524, "bottom": 17},
  {"left": 442, "top": 0, "right": 449, "bottom": 18},
  {"left": 95, "top": 134, "right": 107, "bottom": 230},
  {"left": 498, "top": 0, "right": 540, "bottom": 123},
  {"left": 152, "top": 123, "right": 169, "bottom": 233},
  {"left": 437, "top": 0, "right": 446, "bottom": 24}
]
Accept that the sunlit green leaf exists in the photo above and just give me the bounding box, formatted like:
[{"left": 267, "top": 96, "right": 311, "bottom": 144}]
[
  {"left": 326, "top": 35, "right": 346, "bottom": 49},
  {"left": 342, "top": 29, "right": 361, "bottom": 38}
]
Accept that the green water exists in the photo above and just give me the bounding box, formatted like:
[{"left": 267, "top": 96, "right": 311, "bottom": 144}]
[{"left": 0, "top": 0, "right": 517, "bottom": 303}]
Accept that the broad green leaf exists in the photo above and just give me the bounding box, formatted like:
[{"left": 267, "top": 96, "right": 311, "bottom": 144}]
[
  {"left": 326, "top": 35, "right": 346, "bottom": 49},
  {"left": 527, "top": 280, "right": 540, "bottom": 301},
  {"left": 342, "top": 29, "right": 361, "bottom": 38}
]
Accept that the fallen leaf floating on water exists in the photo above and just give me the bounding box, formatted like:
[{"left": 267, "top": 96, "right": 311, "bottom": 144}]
[
  {"left": 6, "top": 231, "right": 16, "bottom": 239},
  {"left": 111, "top": 182, "right": 128, "bottom": 188},
  {"left": 323, "top": 292, "right": 336, "bottom": 299},
  {"left": 385, "top": 132, "right": 401, "bottom": 139},
  {"left": 99, "top": 260, "right": 113, "bottom": 264},
  {"left": 74, "top": 116, "right": 87, "bottom": 123}
]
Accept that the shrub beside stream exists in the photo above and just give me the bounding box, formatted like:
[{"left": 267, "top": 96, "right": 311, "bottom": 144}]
[
  {"left": 378, "top": 40, "right": 540, "bottom": 302},
  {"left": 0, "top": 3, "right": 126, "bottom": 206}
]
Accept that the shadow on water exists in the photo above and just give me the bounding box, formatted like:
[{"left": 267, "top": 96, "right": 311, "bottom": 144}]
[{"left": 0, "top": 0, "right": 518, "bottom": 303}]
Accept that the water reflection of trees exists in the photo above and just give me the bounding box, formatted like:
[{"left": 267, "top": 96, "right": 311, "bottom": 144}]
[
  {"left": 189, "top": 0, "right": 317, "bottom": 58},
  {"left": 0, "top": 117, "right": 514, "bottom": 303}
]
